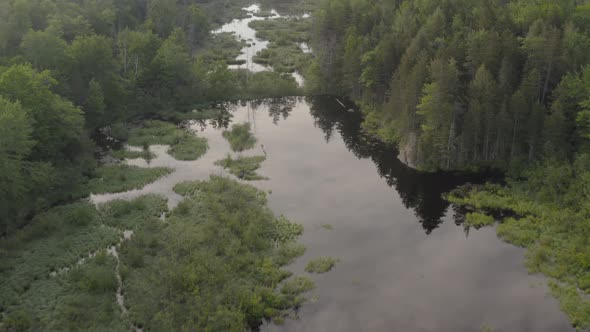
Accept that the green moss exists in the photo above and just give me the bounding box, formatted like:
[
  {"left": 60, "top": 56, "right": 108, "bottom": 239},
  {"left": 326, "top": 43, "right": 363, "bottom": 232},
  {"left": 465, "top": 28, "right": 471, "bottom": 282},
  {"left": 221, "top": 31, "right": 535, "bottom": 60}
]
[
  {"left": 168, "top": 136, "right": 208, "bottom": 161},
  {"left": 305, "top": 257, "right": 339, "bottom": 273},
  {"left": 222, "top": 122, "right": 257, "bottom": 152},
  {"left": 321, "top": 224, "right": 333, "bottom": 230},
  {"left": 464, "top": 212, "right": 495, "bottom": 228},
  {"left": 86, "top": 164, "right": 172, "bottom": 194},
  {"left": 215, "top": 154, "right": 267, "bottom": 180}
]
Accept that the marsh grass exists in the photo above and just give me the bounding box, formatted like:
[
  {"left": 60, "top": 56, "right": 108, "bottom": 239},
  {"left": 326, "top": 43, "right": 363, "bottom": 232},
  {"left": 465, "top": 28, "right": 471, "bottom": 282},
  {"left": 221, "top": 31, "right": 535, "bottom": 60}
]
[
  {"left": 249, "top": 18, "right": 313, "bottom": 73},
  {"left": 119, "top": 176, "right": 309, "bottom": 330},
  {"left": 87, "top": 164, "right": 172, "bottom": 194},
  {"left": 168, "top": 136, "right": 209, "bottom": 161},
  {"left": 0, "top": 193, "right": 171, "bottom": 330},
  {"left": 305, "top": 257, "right": 339, "bottom": 273},
  {"left": 281, "top": 276, "right": 315, "bottom": 295},
  {"left": 215, "top": 154, "right": 267, "bottom": 180},
  {"left": 222, "top": 122, "right": 257, "bottom": 152},
  {"left": 446, "top": 159, "right": 590, "bottom": 329},
  {"left": 127, "top": 120, "right": 209, "bottom": 161},
  {"left": 99, "top": 194, "right": 168, "bottom": 230}
]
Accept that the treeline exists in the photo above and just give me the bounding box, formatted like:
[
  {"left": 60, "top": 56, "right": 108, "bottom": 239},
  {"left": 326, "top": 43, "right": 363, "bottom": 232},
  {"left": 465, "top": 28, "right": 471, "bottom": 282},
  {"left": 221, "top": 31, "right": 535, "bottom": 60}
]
[
  {"left": 0, "top": 0, "right": 300, "bottom": 235},
  {"left": 309, "top": 0, "right": 590, "bottom": 171}
]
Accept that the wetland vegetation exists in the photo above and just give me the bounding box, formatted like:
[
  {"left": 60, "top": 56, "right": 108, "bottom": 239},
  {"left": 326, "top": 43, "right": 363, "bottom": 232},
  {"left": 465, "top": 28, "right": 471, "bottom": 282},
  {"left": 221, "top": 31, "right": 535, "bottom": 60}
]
[{"left": 2, "top": 0, "right": 590, "bottom": 330}]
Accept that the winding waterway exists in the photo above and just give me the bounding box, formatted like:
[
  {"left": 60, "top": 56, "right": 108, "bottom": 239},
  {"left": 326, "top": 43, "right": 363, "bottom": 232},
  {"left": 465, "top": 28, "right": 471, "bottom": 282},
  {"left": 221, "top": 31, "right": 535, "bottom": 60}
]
[
  {"left": 212, "top": 4, "right": 306, "bottom": 86},
  {"left": 92, "top": 97, "right": 574, "bottom": 331}
]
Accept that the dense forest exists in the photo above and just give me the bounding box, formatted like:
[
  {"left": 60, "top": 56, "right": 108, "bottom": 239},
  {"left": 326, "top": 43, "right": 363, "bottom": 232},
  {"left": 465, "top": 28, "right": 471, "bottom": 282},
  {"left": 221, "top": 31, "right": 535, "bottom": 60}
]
[
  {"left": 309, "top": 0, "right": 590, "bottom": 171},
  {"left": 0, "top": 0, "right": 303, "bottom": 234},
  {"left": 3, "top": 0, "right": 590, "bottom": 330}
]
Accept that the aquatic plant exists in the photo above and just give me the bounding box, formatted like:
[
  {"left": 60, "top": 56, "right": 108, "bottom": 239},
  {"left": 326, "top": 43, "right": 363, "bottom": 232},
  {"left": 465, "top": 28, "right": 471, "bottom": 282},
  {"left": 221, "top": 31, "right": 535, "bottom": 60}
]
[
  {"left": 305, "top": 257, "right": 339, "bottom": 273},
  {"left": 215, "top": 154, "right": 267, "bottom": 180},
  {"left": 127, "top": 120, "right": 209, "bottom": 161},
  {"left": 86, "top": 165, "right": 172, "bottom": 194},
  {"left": 168, "top": 136, "right": 208, "bottom": 161},
  {"left": 120, "top": 176, "right": 308, "bottom": 330},
  {"left": 222, "top": 123, "right": 257, "bottom": 152}
]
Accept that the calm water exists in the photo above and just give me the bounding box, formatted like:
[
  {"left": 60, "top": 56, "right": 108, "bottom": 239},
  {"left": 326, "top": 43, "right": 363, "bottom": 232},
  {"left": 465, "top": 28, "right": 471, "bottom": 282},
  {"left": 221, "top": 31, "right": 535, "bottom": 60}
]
[
  {"left": 212, "top": 4, "right": 306, "bottom": 86},
  {"left": 92, "top": 97, "right": 573, "bottom": 332}
]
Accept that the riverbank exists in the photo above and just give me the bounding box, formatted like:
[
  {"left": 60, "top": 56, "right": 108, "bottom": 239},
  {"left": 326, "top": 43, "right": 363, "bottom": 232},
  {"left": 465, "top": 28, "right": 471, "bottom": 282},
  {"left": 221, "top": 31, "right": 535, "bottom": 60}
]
[{"left": 447, "top": 158, "right": 590, "bottom": 330}]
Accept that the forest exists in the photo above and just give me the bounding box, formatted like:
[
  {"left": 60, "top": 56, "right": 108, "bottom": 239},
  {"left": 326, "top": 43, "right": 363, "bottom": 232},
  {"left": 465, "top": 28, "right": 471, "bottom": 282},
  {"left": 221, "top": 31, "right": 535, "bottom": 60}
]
[
  {"left": 3, "top": 0, "right": 590, "bottom": 330},
  {"left": 309, "top": 0, "right": 590, "bottom": 170},
  {"left": 0, "top": 0, "right": 305, "bottom": 234}
]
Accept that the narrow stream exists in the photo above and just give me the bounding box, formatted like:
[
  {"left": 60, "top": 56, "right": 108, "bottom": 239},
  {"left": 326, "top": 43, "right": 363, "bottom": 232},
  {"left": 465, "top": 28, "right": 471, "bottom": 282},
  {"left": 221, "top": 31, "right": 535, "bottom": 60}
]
[
  {"left": 91, "top": 97, "right": 574, "bottom": 331},
  {"left": 212, "top": 4, "right": 306, "bottom": 86}
]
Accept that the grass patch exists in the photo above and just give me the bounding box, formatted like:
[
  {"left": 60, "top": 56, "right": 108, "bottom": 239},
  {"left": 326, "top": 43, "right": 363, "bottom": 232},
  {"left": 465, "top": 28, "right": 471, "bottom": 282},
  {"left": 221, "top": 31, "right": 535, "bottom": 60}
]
[
  {"left": 0, "top": 201, "right": 135, "bottom": 331},
  {"left": 168, "top": 136, "right": 208, "bottom": 161},
  {"left": 87, "top": 164, "right": 172, "bottom": 194},
  {"left": 215, "top": 154, "right": 267, "bottom": 180},
  {"left": 281, "top": 275, "right": 315, "bottom": 295},
  {"left": 127, "top": 120, "right": 209, "bottom": 161},
  {"left": 127, "top": 120, "right": 183, "bottom": 146},
  {"left": 99, "top": 194, "right": 168, "bottom": 230},
  {"left": 119, "top": 176, "right": 309, "bottom": 330},
  {"left": 222, "top": 122, "right": 257, "bottom": 152},
  {"left": 305, "top": 257, "right": 339, "bottom": 273},
  {"left": 321, "top": 224, "right": 333, "bottom": 230},
  {"left": 249, "top": 17, "right": 313, "bottom": 73},
  {"left": 199, "top": 32, "right": 246, "bottom": 64}
]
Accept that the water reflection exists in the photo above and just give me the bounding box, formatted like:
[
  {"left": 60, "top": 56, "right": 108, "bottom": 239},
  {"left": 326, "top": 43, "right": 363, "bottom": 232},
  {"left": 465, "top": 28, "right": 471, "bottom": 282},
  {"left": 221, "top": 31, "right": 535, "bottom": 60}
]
[{"left": 306, "top": 96, "right": 489, "bottom": 234}]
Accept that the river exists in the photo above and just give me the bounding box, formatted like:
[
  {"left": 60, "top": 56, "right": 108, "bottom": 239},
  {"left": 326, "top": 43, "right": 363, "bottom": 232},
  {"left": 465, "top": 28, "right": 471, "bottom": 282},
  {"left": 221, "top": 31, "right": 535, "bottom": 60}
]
[{"left": 92, "top": 97, "right": 574, "bottom": 331}]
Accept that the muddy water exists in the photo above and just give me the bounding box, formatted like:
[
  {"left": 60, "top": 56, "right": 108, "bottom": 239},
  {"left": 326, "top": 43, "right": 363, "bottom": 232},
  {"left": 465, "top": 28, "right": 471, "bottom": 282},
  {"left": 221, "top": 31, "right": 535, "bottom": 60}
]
[{"left": 91, "top": 97, "right": 573, "bottom": 331}]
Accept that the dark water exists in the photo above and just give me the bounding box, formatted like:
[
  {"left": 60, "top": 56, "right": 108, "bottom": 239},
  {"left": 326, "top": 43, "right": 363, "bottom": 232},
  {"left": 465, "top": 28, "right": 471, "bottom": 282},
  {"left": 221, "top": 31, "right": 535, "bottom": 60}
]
[{"left": 92, "top": 96, "right": 573, "bottom": 332}]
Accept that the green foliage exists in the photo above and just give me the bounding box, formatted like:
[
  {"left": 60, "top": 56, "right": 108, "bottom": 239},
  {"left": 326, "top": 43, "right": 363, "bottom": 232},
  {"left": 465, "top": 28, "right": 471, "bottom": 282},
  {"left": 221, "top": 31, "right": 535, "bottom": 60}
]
[
  {"left": 215, "top": 154, "right": 267, "bottom": 180},
  {"left": 127, "top": 120, "right": 209, "bottom": 161},
  {"left": 464, "top": 212, "right": 495, "bottom": 228},
  {"left": 447, "top": 154, "right": 590, "bottom": 328},
  {"left": 120, "top": 176, "right": 308, "bottom": 330},
  {"left": 222, "top": 122, "right": 257, "bottom": 152},
  {"left": 168, "top": 136, "right": 208, "bottom": 161},
  {"left": 549, "top": 282, "right": 590, "bottom": 330},
  {"left": 238, "top": 70, "right": 301, "bottom": 98},
  {"left": 305, "top": 257, "right": 339, "bottom": 273},
  {"left": 86, "top": 164, "right": 172, "bottom": 194},
  {"left": 127, "top": 120, "right": 182, "bottom": 146},
  {"left": 99, "top": 194, "right": 168, "bottom": 230},
  {"left": 311, "top": 0, "right": 590, "bottom": 170},
  {"left": 249, "top": 17, "right": 313, "bottom": 73},
  {"left": 281, "top": 275, "right": 315, "bottom": 295}
]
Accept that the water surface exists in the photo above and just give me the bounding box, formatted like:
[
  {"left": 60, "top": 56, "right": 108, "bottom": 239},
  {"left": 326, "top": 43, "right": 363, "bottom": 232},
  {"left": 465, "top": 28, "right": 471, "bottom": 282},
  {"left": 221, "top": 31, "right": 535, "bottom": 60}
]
[{"left": 92, "top": 97, "right": 573, "bottom": 332}]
